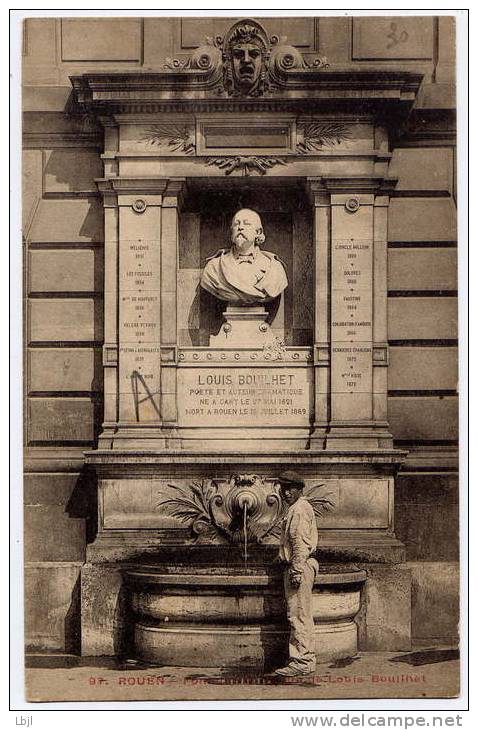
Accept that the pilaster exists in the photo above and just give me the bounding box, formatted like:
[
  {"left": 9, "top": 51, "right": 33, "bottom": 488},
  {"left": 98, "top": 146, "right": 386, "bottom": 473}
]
[
  {"left": 159, "top": 179, "right": 186, "bottom": 432},
  {"left": 307, "top": 180, "right": 330, "bottom": 449},
  {"left": 95, "top": 177, "right": 186, "bottom": 449},
  {"left": 308, "top": 176, "right": 397, "bottom": 451}
]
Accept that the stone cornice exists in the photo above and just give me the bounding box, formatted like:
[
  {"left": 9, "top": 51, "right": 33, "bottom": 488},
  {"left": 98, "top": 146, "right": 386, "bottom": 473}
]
[
  {"left": 84, "top": 449, "right": 408, "bottom": 471},
  {"left": 23, "top": 446, "right": 456, "bottom": 474},
  {"left": 70, "top": 69, "right": 423, "bottom": 118},
  {"left": 394, "top": 108, "right": 456, "bottom": 148},
  {"left": 96, "top": 177, "right": 170, "bottom": 196},
  {"left": 307, "top": 175, "right": 398, "bottom": 199},
  {"left": 95, "top": 176, "right": 188, "bottom": 207},
  {"left": 323, "top": 176, "right": 398, "bottom": 194},
  {"left": 22, "top": 131, "right": 102, "bottom": 150}
]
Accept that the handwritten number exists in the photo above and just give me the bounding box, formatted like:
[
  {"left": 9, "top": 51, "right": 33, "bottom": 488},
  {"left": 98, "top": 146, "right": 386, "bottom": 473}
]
[{"left": 386, "top": 22, "right": 409, "bottom": 50}]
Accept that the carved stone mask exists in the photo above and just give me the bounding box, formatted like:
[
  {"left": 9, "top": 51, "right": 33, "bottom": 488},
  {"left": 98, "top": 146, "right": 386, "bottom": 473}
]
[
  {"left": 231, "top": 42, "right": 263, "bottom": 93},
  {"left": 222, "top": 20, "right": 269, "bottom": 97}
]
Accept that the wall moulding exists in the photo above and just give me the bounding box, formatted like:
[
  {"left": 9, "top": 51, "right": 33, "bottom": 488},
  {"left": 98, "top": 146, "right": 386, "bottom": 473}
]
[
  {"left": 177, "top": 347, "right": 312, "bottom": 365},
  {"left": 196, "top": 115, "right": 295, "bottom": 156},
  {"left": 22, "top": 132, "right": 103, "bottom": 151},
  {"left": 321, "top": 175, "right": 398, "bottom": 194},
  {"left": 70, "top": 70, "right": 423, "bottom": 115},
  {"left": 84, "top": 450, "right": 407, "bottom": 473}
]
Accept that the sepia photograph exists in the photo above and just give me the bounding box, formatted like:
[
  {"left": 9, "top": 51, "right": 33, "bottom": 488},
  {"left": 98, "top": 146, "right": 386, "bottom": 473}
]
[{"left": 18, "top": 10, "right": 463, "bottom": 705}]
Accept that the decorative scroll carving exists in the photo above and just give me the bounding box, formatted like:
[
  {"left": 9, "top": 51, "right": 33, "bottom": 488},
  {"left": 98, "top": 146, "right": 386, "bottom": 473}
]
[
  {"left": 164, "top": 37, "right": 222, "bottom": 73},
  {"left": 205, "top": 155, "right": 287, "bottom": 176},
  {"left": 268, "top": 38, "right": 328, "bottom": 82},
  {"left": 156, "top": 475, "right": 336, "bottom": 545},
  {"left": 177, "top": 347, "right": 312, "bottom": 363},
  {"left": 296, "top": 121, "right": 351, "bottom": 154},
  {"left": 162, "top": 18, "right": 329, "bottom": 98},
  {"left": 141, "top": 124, "right": 196, "bottom": 155}
]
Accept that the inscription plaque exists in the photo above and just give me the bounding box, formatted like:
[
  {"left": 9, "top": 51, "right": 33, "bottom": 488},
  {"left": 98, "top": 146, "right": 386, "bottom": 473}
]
[
  {"left": 118, "top": 232, "right": 161, "bottom": 421},
  {"left": 331, "top": 236, "right": 373, "bottom": 419},
  {"left": 178, "top": 366, "right": 313, "bottom": 426}
]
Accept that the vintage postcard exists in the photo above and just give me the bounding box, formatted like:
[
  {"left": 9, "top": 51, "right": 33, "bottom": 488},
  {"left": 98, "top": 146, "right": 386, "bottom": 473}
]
[{"left": 18, "top": 10, "right": 464, "bottom": 706}]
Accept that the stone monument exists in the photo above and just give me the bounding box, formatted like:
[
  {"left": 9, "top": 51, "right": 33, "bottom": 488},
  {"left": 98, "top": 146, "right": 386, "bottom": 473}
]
[{"left": 72, "top": 17, "right": 423, "bottom": 667}]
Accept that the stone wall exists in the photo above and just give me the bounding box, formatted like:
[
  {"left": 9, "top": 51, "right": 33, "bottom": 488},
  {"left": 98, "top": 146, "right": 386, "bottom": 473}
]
[{"left": 23, "top": 15, "right": 458, "bottom": 652}]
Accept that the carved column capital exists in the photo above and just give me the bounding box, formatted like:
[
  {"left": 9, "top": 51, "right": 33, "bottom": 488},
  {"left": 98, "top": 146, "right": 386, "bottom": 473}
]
[
  {"left": 306, "top": 177, "right": 329, "bottom": 207},
  {"left": 321, "top": 175, "right": 398, "bottom": 194},
  {"left": 163, "top": 178, "right": 187, "bottom": 209}
]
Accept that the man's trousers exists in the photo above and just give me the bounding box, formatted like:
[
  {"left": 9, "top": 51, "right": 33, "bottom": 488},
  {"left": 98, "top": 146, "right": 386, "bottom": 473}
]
[{"left": 283, "top": 557, "right": 319, "bottom": 671}]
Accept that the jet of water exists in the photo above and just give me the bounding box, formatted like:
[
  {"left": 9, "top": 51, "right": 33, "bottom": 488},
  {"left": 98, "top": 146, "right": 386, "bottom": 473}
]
[{"left": 243, "top": 502, "right": 248, "bottom": 570}]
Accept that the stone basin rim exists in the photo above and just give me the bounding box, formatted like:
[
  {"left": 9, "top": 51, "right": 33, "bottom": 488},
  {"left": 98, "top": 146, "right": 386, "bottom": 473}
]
[{"left": 124, "top": 569, "right": 367, "bottom": 586}]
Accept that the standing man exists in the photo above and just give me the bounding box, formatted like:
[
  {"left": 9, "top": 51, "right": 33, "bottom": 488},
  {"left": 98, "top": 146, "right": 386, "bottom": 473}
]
[{"left": 274, "top": 470, "right": 319, "bottom": 677}]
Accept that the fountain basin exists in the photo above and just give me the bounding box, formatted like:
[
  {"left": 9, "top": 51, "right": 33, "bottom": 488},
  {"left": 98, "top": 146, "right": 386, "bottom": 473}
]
[{"left": 124, "top": 566, "right": 367, "bottom": 669}]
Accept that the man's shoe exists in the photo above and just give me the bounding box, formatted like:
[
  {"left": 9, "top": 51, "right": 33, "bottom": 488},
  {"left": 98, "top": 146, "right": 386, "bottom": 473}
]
[{"left": 274, "top": 665, "right": 315, "bottom": 677}]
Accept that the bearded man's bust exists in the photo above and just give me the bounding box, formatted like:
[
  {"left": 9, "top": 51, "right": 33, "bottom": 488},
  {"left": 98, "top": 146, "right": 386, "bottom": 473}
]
[{"left": 200, "top": 209, "right": 288, "bottom": 305}]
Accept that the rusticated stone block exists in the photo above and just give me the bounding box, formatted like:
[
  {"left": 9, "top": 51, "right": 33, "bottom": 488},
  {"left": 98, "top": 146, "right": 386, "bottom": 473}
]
[
  {"left": 409, "top": 562, "right": 459, "bottom": 642},
  {"left": 28, "top": 347, "right": 101, "bottom": 392},
  {"left": 23, "top": 150, "right": 43, "bottom": 234},
  {"left": 388, "top": 248, "right": 457, "bottom": 291},
  {"left": 29, "top": 249, "right": 103, "bottom": 293},
  {"left": 389, "top": 396, "right": 458, "bottom": 441},
  {"left": 25, "top": 563, "right": 81, "bottom": 652},
  {"left": 357, "top": 564, "right": 412, "bottom": 651},
  {"left": 352, "top": 17, "right": 433, "bottom": 60},
  {"left": 24, "top": 472, "right": 81, "bottom": 506},
  {"left": 27, "top": 397, "right": 98, "bottom": 442},
  {"left": 23, "top": 18, "right": 57, "bottom": 65},
  {"left": 43, "top": 150, "right": 103, "bottom": 195},
  {"left": 389, "top": 347, "right": 458, "bottom": 391},
  {"left": 388, "top": 199, "right": 456, "bottom": 242},
  {"left": 388, "top": 298, "right": 457, "bottom": 340},
  {"left": 24, "top": 505, "right": 86, "bottom": 562},
  {"left": 61, "top": 18, "right": 142, "bottom": 62},
  {"left": 389, "top": 148, "right": 452, "bottom": 192},
  {"left": 28, "top": 198, "right": 103, "bottom": 243},
  {"left": 395, "top": 475, "right": 459, "bottom": 562},
  {"left": 28, "top": 299, "right": 103, "bottom": 343},
  {"left": 81, "top": 563, "right": 131, "bottom": 656}
]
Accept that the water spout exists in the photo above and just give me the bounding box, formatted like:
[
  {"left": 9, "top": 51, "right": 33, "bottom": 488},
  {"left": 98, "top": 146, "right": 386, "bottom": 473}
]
[{"left": 243, "top": 502, "right": 248, "bottom": 569}]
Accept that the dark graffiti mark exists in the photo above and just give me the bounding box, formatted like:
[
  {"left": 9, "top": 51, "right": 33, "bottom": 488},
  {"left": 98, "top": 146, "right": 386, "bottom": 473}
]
[
  {"left": 386, "top": 22, "right": 409, "bottom": 50},
  {"left": 131, "top": 370, "right": 161, "bottom": 421}
]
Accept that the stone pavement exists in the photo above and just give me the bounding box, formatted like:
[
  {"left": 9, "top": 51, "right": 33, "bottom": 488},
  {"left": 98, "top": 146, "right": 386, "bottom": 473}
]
[{"left": 24, "top": 646, "right": 460, "bottom": 703}]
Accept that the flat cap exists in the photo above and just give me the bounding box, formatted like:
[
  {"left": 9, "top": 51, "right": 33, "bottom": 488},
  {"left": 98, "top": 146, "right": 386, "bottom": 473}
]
[{"left": 277, "top": 470, "right": 305, "bottom": 489}]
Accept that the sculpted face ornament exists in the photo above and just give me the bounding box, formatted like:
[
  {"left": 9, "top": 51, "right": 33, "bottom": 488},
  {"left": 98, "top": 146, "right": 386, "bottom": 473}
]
[
  {"left": 163, "top": 18, "right": 329, "bottom": 97},
  {"left": 223, "top": 20, "right": 269, "bottom": 97},
  {"left": 231, "top": 43, "right": 263, "bottom": 92}
]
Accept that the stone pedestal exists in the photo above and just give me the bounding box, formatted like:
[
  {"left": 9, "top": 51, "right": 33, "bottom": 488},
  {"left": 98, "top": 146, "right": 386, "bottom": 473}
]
[{"left": 211, "top": 305, "right": 277, "bottom": 347}]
